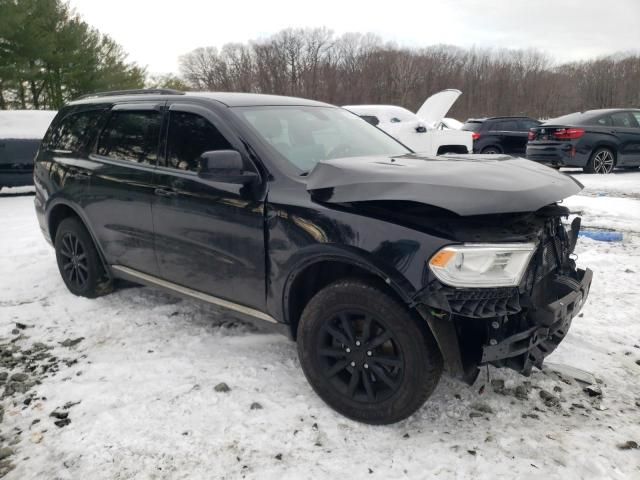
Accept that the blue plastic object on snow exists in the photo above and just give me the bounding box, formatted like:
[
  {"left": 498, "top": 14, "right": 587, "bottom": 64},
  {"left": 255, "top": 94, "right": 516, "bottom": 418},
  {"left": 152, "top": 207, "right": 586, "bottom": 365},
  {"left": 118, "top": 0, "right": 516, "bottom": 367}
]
[{"left": 579, "top": 230, "right": 623, "bottom": 242}]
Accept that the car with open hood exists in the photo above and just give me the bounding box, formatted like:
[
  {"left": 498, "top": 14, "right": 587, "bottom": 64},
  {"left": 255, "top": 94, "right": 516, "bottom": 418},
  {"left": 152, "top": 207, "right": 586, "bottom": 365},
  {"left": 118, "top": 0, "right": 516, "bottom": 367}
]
[
  {"left": 34, "top": 89, "right": 592, "bottom": 424},
  {"left": 343, "top": 89, "right": 473, "bottom": 155}
]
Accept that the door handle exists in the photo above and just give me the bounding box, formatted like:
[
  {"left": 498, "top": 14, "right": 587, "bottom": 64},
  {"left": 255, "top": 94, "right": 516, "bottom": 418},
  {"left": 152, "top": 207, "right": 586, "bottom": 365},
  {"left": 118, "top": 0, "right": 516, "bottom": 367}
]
[{"left": 154, "top": 188, "right": 177, "bottom": 198}]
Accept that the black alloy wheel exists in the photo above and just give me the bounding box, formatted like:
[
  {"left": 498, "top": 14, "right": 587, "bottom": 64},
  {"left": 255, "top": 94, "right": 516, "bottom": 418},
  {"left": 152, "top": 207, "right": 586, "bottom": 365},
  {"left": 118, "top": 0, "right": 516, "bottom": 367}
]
[
  {"left": 317, "top": 310, "right": 404, "bottom": 403},
  {"left": 297, "top": 279, "right": 443, "bottom": 424},
  {"left": 59, "top": 232, "right": 89, "bottom": 290},
  {"left": 54, "top": 217, "right": 112, "bottom": 298}
]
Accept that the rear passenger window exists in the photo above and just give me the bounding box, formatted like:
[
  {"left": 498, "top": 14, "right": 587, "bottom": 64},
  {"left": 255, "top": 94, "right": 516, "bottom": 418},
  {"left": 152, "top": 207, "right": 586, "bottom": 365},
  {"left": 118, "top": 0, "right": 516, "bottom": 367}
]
[
  {"left": 610, "top": 112, "right": 634, "bottom": 128},
  {"left": 490, "top": 121, "right": 518, "bottom": 131},
  {"left": 595, "top": 116, "right": 612, "bottom": 126},
  {"left": 96, "top": 111, "right": 161, "bottom": 164},
  {"left": 44, "top": 110, "right": 104, "bottom": 154},
  {"left": 165, "top": 112, "right": 231, "bottom": 171}
]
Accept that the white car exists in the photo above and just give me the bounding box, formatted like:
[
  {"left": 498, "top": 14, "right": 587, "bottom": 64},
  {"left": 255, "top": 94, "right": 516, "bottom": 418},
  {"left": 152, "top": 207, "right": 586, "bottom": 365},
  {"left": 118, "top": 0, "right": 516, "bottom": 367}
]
[{"left": 344, "top": 89, "right": 472, "bottom": 156}]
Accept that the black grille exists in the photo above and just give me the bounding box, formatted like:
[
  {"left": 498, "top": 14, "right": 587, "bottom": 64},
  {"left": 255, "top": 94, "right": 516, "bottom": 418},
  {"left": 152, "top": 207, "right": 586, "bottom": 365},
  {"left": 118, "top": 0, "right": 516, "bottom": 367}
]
[{"left": 441, "top": 286, "right": 521, "bottom": 318}]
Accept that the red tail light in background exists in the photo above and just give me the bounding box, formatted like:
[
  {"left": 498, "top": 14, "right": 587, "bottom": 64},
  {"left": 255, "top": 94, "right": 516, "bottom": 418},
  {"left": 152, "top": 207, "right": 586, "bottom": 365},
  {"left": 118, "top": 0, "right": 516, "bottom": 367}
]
[
  {"left": 528, "top": 130, "right": 536, "bottom": 141},
  {"left": 471, "top": 132, "right": 481, "bottom": 141},
  {"left": 553, "top": 128, "right": 585, "bottom": 140}
]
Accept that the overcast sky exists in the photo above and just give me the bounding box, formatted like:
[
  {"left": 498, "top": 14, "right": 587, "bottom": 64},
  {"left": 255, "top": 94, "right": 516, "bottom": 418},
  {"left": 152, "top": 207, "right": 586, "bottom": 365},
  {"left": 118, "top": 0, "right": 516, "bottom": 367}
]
[{"left": 68, "top": 0, "right": 640, "bottom": 75}]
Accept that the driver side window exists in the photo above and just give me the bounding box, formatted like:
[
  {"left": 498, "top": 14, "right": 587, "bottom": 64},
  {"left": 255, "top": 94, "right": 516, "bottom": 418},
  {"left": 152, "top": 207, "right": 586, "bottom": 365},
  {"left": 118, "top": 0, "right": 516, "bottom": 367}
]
[{"left": 165, "top": 111, "right": 231, "bottom": 172}]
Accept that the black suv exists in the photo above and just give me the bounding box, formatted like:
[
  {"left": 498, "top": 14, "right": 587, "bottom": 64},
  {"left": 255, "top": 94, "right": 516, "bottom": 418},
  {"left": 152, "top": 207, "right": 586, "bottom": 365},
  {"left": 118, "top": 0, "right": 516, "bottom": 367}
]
[
  {"left": 527, "top": 109, "right": 640, "bottom": 173},
  {"left": 462, "top": 116, "right": 541, "bottom": 155},
  {"left": 34, "top": 90, "right": 592, "bottom": 424}
]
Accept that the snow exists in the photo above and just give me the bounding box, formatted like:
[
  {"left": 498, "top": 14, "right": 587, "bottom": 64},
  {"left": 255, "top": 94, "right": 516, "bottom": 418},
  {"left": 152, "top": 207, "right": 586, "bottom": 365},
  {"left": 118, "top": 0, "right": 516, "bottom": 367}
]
[
  {"left": 0, "top": 111, "right": 57, "bottom": 140},
  {"left": 1, "top": 173, "right": 640, "bottom": 479}
]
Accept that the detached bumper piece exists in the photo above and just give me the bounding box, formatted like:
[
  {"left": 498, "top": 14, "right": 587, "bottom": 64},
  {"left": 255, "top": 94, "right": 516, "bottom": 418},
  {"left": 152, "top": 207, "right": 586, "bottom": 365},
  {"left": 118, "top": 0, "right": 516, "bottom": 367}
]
[{"left": 481, "top": 268, "right": 592, "bottom": 374}]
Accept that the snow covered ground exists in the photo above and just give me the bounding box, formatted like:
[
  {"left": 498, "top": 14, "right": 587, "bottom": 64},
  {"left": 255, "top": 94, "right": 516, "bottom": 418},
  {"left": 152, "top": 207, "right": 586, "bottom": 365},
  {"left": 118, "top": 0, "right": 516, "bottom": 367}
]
[{"left": 0, "top": 173, "right": 639, "bottom": 480}]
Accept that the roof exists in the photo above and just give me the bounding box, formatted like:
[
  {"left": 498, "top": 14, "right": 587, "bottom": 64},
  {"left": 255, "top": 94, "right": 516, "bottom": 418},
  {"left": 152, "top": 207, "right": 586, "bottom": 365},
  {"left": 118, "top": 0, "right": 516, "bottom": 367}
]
[
  {"left": 69, "top": 90, "right": 331, "bottom": 108},
  {"left": 465, "top": 116, "right": 538, "bottom": 122},
  {"left": 0, "top": 110, "right": 57, "bottom": 139}
]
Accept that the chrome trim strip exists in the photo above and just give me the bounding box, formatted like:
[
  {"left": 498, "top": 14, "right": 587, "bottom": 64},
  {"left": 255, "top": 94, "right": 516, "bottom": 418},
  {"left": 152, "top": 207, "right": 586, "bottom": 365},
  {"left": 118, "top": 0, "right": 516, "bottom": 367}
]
[{"left": 111, "top": 265, "right": 277, "bottom": 324}]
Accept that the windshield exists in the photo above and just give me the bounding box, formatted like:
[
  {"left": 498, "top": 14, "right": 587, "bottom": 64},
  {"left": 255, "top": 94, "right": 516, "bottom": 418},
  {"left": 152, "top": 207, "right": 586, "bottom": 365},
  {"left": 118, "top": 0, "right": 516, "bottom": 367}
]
[{"left": 233, "top": 106, "right": 410, "bottom": 172}]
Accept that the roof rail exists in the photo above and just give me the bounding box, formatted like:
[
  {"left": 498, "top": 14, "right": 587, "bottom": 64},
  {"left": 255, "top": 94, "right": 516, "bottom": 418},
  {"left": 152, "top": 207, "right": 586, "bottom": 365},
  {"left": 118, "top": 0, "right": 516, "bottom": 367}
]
[{"left": 75, "top": 88, "right": 185, "bottom": 100}]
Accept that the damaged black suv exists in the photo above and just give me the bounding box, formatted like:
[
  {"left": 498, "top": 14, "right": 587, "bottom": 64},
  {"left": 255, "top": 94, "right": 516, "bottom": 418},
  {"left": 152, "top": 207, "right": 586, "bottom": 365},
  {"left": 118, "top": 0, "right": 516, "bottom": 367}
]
[{"left": 34, "top": 90, "right": 592, "bottom": 424}]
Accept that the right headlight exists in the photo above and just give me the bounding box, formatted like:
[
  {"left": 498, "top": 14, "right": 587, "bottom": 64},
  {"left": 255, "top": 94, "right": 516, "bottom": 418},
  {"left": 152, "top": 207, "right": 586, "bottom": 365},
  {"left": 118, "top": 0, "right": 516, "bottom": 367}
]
[{"left": 428, "top": 243, "right": 537, "bottom": 288}]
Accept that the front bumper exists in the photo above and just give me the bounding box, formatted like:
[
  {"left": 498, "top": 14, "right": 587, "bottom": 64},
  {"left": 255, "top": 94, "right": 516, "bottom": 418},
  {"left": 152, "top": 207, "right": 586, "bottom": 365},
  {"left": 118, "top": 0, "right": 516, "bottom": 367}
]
[{"left": 481, "top": 268, "right": 592, "bottom": 374}]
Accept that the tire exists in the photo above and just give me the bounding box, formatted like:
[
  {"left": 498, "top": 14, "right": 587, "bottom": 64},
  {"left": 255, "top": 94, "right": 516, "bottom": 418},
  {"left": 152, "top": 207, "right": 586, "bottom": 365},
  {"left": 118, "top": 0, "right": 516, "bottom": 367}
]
[
  {"left": 481, "top": 146, "right": 501, "bottom": 155},
  {"left": 584, "top": 147, "right": 615, "bottom": 174},
  {"left": 297, "top": 278, "right": 443, "bottom": 424},
  {"left": 54, "top": 217, "right": 112, "bottom": 298}
]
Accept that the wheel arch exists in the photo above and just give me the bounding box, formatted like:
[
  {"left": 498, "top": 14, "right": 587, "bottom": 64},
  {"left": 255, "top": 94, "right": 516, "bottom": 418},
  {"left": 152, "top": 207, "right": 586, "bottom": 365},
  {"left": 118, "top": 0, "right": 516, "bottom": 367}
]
[
  {"left": 47, "top": 199, "right": 111, "bottom": 279},
  {"left": 283, "top": 253, "right": 414, "bottom": 340},
  {"left": 590, "top": 142, "right": 618, "bottom": 160}
]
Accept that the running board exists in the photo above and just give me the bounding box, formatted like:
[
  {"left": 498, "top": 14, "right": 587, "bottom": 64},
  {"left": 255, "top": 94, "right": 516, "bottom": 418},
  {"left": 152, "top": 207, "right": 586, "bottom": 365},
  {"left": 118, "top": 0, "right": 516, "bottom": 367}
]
[{"left": 110, "top": 265, "right": 278, "bottom": 324}]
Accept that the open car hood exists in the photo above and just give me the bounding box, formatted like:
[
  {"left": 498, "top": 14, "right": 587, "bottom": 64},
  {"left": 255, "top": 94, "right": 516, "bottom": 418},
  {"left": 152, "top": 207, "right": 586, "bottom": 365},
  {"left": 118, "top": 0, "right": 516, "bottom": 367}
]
[
  {"left": 305, "top": 154, "right": 583, "bottom": 216},
  {"left": 415, "top": 89, "right": 462, "bottom": 127}
]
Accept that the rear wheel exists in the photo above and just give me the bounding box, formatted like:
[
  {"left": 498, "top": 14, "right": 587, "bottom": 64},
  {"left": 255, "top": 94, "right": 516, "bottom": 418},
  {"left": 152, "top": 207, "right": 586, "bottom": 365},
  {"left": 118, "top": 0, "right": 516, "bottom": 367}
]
[
  {"left": 481, "top": 146, "right": 501, "bottom": 155},
  {"left": 297, "top": 279, "right": 443, "bottom": 424},
  {"left": 54, "top": 217, "right": 112, "bottom": 298},
  {"left": 584, "top": 147, "right": 615, "bottom": 174}
]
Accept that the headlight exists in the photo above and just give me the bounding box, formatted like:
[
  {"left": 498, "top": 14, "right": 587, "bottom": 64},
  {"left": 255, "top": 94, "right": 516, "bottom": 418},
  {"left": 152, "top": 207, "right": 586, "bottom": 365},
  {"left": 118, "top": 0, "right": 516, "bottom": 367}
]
[{"left": 428, "top": 243, "right": 537, "bottom": 288}]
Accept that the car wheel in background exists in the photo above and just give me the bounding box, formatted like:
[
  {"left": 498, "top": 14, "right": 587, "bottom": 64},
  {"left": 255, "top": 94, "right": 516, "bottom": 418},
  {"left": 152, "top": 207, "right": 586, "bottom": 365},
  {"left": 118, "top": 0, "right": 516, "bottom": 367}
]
[
  {"left": 297, "top": 278, "right": 443, "bottom": 424},
  {"left": 584, "top": 147, "right": 615, "bottom": 174},
  {"left": 481, "top": 146, "right": 501, "bottom": 154},
  {"left": 54, "top": 217, "right": 112, "bottom": 298}
]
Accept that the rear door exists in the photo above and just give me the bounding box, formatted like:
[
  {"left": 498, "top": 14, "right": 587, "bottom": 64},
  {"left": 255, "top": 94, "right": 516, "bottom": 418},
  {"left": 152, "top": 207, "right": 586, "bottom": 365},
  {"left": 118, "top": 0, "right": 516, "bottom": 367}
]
[
  {"left": 151, "top": 102, "right": 266, "bottom": 310},
  {"left": 83, "top": 102, "right": 164, "bottom": 275},
  {"left": 490, "top": 120, "right": 526, "bottom": 154}
]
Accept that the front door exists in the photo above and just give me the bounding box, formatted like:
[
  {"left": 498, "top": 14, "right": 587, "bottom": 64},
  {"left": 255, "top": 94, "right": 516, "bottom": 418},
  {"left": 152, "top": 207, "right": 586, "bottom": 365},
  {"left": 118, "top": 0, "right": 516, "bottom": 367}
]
[{"left": 151, "top": 103, "right": 266, "bottom": 310}]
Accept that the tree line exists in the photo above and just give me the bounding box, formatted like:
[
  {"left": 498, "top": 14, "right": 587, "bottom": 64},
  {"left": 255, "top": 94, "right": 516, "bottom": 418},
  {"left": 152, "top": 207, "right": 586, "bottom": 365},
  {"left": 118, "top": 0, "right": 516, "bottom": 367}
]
[
  {"left": 0, "top": 0, "right": 145, "bottom": 110},
  {"left": 179, "top": 28, "right": 640, "bottom": 120}
]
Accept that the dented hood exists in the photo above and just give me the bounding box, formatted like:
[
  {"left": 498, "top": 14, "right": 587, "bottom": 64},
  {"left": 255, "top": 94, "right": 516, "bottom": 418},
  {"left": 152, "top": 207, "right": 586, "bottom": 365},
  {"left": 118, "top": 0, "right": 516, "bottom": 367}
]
[
  {"left": 305, "top": 154, "right": 583, "bottom": 216},
  {"left": 416, "top": 89, "right": 462, "bottom": 127}
]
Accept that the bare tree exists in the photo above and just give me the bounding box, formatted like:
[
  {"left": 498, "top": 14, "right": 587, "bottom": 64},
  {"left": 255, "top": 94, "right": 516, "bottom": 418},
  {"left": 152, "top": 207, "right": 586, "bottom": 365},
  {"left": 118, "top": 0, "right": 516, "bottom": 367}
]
[{"left": 177, "top": 28, "right": 640, "bottom": 120}]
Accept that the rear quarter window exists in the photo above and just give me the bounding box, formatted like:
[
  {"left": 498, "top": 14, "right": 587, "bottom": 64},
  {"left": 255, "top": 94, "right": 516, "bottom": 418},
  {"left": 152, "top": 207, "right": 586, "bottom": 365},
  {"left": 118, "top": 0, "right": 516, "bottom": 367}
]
[
  {"left": 42, "top": 109, "right": 105, "bottom": 154},
  {"left": 489, "top": 120, "right": 518, "bottom": 131}
]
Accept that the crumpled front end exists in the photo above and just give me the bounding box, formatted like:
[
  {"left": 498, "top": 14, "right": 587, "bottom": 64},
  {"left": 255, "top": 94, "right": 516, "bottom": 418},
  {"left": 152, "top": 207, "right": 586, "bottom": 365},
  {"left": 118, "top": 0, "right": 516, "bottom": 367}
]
[{"left": 415, "top": 208, "right": 592, "bottom": 378}]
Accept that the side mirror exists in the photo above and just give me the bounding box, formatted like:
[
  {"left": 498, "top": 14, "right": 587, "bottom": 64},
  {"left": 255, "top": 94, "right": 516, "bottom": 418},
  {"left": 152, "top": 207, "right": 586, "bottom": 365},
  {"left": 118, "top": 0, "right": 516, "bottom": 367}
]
[
  {"left": 197, "top": 150, "right": 258, "bottom": 184},
  {"left": 415, "top": 123, "right": 427, "bottom": 133}
]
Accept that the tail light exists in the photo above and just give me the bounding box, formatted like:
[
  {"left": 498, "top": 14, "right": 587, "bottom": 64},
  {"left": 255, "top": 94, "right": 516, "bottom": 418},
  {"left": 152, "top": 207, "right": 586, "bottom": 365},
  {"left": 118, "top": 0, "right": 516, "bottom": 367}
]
[
  {"left": 553, "top": 128, "right": 585, "bottom": 140},
  {"left": 528, "top": 130, "right": 536, "bottom": 141},
  {"left": 471, "top": 132, "right": 481, "bottom": 141}
]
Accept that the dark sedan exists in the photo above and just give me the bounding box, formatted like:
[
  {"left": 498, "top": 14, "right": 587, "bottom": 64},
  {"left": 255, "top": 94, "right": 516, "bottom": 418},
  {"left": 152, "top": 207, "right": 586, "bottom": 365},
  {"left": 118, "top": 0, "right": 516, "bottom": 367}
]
[{"left": 526, "top": 109, "right": 640, "bottom": 173}]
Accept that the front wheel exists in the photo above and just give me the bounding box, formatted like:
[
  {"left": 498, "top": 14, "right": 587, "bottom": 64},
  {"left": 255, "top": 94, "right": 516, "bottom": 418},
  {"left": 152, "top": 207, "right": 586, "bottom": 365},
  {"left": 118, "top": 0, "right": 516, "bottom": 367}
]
[
  {"left": 584, "top": 147, "right": 615, "bottom": 174},
  {"left": 297, "top": 279, "right": 443, "bottom": 424}
]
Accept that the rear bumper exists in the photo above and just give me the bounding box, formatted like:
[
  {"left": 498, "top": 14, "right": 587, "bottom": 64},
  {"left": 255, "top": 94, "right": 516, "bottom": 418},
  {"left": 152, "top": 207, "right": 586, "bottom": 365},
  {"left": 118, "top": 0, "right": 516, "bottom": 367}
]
[
  {"left": 526, "top": 143, "right": 589, "bottom": 167},
  {"left": 481, "top": 268, "right": 592, "bottom": 374}
]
